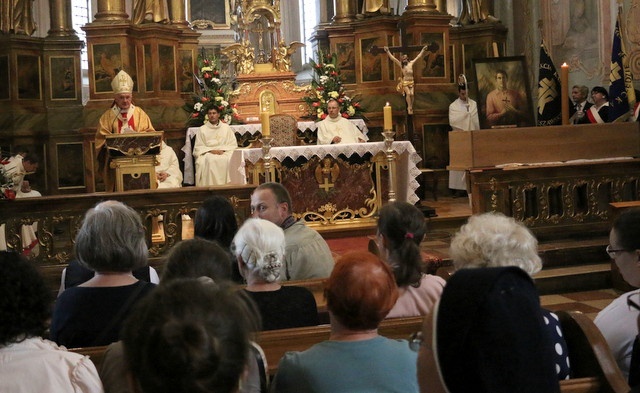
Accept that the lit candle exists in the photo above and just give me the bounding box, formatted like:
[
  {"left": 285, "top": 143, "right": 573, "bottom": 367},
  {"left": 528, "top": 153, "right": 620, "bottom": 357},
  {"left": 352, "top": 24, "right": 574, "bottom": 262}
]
[
  {"left": 261, "top": 109, "right": 270, "bottom": 137},
  {"left": 383, "top": 102, "right": 392, "bottom": 130},
  {"left": 561, "top": 63, "right": 569, "bottom": 125}
]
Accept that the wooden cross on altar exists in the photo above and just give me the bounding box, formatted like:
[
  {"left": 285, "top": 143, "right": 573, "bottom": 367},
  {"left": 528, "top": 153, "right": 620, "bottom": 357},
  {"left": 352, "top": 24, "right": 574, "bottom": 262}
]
[{"left": 368, "top": 20, "right": 424, "bottom": 56}]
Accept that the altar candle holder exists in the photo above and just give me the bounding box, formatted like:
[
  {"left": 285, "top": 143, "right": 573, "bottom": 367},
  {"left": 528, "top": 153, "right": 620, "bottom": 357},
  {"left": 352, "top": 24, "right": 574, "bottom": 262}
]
[
  {"left": 382, "top": 129, "right": 397, "bottom": 203},
  {"left": 260, "top": 137, "right": 274, "bottom": 183}
]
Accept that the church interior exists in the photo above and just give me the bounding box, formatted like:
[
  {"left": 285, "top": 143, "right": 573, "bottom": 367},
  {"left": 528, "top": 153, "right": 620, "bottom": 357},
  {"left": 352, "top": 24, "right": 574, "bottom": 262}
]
[{"left": 2, "top": 0, "right": 640, "bottom": 390}]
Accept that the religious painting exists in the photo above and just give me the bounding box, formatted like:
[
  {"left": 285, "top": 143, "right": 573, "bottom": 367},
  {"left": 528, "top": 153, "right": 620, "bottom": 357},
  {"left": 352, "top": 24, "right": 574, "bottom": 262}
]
[
  {"left": 179, "top": 49, "right": 194, "bottom": 93},
  {"left": 189, "top": 0, "right": 230, "bottom": 29},
  {"left": 387, "top": 35, "right": 395, "bottom": 81},
  {"left": 92, "top": 43, "right": 122, "bottom": 93},
  {"left": 473, "top": 56, "right": 535, "bottom": 129},
  {"left": 144, "top": 44, "right": 153, "bottom": 92},
  {"left": 419, "top": 33, "right": 445, "bottom": 78},
  {"left": 335, "top": 42, "right": 355, "bottom": 84},
  {"left": 0, "top": 56, "right": 8, "bottom": 100},
  {"left": 422, "top": 123, "right": 450, "bottom": 169},
  {"left": 56, "top": 143, "right": 85, "bottom": 189},
  {"left": 159, "top": 45, "right": 176, "bottom": 92},
  {"left": 360, "top": 36, "right": 383, "bottom": 83},
  {"left": 17, "top": 55, "right": 41, "bottom": 100},
  {"left": 462, "top": 43, "right": 486, "bottom": 82},
  {"left": 50, "top": 56, "right": 76, "bottom": 100}
]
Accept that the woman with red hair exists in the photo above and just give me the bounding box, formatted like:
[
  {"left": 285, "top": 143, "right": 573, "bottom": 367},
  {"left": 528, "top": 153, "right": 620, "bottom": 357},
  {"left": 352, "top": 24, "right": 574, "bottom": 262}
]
[{"left": 271, "top": 251, "right": 419, "bottom": 393}]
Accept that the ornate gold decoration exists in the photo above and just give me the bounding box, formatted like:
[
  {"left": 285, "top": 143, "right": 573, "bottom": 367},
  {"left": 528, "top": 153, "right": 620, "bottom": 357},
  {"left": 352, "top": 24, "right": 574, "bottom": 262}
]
[
  {"left": 221, "top": 39, "right": 256, "bottom": 75},
  {"left": 315, "top": 158, "right": 340, "bottom": 193}
]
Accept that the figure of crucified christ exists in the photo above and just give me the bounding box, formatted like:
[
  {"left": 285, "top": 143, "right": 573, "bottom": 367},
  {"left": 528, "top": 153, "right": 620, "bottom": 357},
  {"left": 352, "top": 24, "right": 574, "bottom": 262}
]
[{"left": 384, "top": 45, "right": 428, "bottom": 115}]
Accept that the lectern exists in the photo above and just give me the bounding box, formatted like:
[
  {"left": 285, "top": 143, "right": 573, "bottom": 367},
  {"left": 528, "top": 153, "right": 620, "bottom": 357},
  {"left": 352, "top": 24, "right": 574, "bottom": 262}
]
[{"left": 105, "top": 132, "right": 163, "bottom": 192}]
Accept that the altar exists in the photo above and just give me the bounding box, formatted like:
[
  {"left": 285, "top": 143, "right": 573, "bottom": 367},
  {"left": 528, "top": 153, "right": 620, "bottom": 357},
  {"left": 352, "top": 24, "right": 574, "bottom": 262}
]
[{"left": 181, "top": 119, "right": 369, "bottom": 185}]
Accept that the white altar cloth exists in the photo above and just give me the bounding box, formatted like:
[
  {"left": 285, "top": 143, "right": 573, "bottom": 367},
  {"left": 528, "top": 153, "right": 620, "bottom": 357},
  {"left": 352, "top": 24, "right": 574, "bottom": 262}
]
[
  {"left": 181, "top": 119, "right": 368, "bottom": 185},
  {"left": 227, "top": 141, "right": 422, "bottom": 204}
]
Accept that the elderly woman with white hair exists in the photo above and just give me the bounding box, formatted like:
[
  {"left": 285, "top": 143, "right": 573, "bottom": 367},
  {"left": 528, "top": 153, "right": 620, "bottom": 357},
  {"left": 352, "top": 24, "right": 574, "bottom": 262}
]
[
  {"left": 232, "top": 218, "right": 319, "bottom": 331},
  {"left": 418, "top": 212, "right": 570, "bottom": 392},
  {"left": 50, "top": 200, "right": 156, "bottom": 348}
]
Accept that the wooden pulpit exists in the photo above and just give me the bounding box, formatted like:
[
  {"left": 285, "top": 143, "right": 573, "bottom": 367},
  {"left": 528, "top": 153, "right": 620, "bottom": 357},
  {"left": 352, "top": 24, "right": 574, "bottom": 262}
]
[{"left": 105, "top": 131, "right": 163, "bottom": 192}]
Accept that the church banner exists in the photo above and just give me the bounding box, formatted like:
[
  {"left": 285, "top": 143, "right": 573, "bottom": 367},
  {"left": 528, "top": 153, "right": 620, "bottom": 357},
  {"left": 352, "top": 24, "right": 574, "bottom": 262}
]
[
  {"left": 609, "top": 8, "right": 636, "bottom": 122},
  {"left": 536, "top": 42, "right": 561, "bottom": 126}
]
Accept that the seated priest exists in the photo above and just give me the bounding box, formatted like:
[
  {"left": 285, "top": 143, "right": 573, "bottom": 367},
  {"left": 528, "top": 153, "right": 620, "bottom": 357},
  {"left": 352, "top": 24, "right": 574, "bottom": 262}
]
[
  {"left": 317, "top": 99, "right": 368, "bottom": 145},
  {"left": 156, "top": 141, "right": 182, "bottom": 188},
  {"left": 95, "top": 70, "right": 156, "bottom": 191},
  {"left": 193, "top": 105, "right": 238, "bottom": 186}
]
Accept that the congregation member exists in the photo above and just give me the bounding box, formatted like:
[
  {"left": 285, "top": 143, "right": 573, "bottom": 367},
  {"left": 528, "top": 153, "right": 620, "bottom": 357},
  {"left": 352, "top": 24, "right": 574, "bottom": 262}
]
[
  {"left": 443, "top": 212, "right": 570, "bottom": 380},
  {"left": 194, "top": 195, "right": 241, "bottom": 282},
  {"left": 316, "top": 98, "right": 367, "bottom": 145},
  {"left": 570, "top": 84, "right": 592, "bottom": 124},
  {"left": 156, "top": 141, "right": 182, "bottom": 188},
  {"left": 595, "top": 208, "right": 640, "bottom": 380},
  {"left": 250, "top": 182, "right": 334, "bottom": 280},
  {"left": 272, "top": 251, "right": 418, "bottom": 393},
  {"left": 232, "top": 218, "right": 319, "bottom": 330},
  {"left": 417, "top": 267, "right": 561, "bottom": 393},
  {"left": 193, "top": 106, "right": 238, "bottom": 186},
  {"left": 121, "top": 279, "right": 260, "bottom": 393},
  {"left": 376, "top": 201, "right": 445, "bottom": 318},
  {"left": 96, "top": 70, "right": 156, "bottom": 191},
  {"left": 584, "top": 86, "right": 609, "bottom": 124},
  {"left": 58, "top": 259, "right": 159, "bottom": 296},
  {"left": 51, "top": 201, "right": 156, "bottom": 348},
  {"left": 448, "top": 75, "right": 479, "bottom": 198},
  {"left": 0, "top": 251, "right": 103, "bottom": 393}
]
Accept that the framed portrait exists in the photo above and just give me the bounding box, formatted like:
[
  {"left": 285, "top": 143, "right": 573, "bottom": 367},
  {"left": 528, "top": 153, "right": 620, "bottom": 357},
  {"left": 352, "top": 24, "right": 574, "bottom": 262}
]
[
  {"left": 50, "top": 56, "right": 77, "bottom": 100},
  {"left": 473, "top": 56, "right": 535, "bottom": 129},
  {"left": 92, "top": 43, "right": 122, "bottom": 93},
  {"left": 419, "top": 33, "right": 445, "bottom": 78},
  {"left": 144, "top": 44, "right": 153, "bottom": 92},
  {"left": 179, "top": 49, "right": 194, "bottom": 93},
  {"left": 359, "top": 36, "right": 383, "bottom": 83},
  {"left": 189, "top": 0, "right": 230, "bottom": 29},
  {"left": 0, "top": 56, "right": 8, "bottom": 100},
  {"left": 334, "top": 41, "right": 356, "bottom": 84},
  {"left": 56, "top": 142, "right": 85, "bottom": 189},
  {"left": 17, "top": 55, "right": 41, "bottom": 100},
  {"left": 159, "top": 45, "right": 176, "bottom": 92}
]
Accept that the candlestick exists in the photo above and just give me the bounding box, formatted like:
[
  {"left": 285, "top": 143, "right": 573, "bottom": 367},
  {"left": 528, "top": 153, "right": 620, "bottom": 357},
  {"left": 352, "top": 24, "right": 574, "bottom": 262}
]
[
  {"left": 561, "top": 63, "right": 569, "bottom": 125},
  {"left": 383, "top": 103, "right": 392, "bottom": 130},
  {"left": 260, "top": 109, "right": 270, "bottom": 137}
]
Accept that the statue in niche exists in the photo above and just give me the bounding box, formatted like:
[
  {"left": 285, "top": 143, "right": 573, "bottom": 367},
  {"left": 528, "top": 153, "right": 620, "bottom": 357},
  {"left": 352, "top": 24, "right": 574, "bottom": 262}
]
[
  {"left": 132, "top": 0, "right": 170, "bottom": 24},
  {"left": 453, "top": 0, "right": 497, "bottom": 25},
  {"left": 1, "top": 0, "right": 37, "bottom": 35},
  {"left": 363, "top": 0, "right": 390, "bottom": 15}
]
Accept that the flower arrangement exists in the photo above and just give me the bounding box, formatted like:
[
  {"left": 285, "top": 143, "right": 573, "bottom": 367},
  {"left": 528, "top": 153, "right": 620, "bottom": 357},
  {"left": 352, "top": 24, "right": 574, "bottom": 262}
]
[
  {"left": 303, "top": 50, "right": 365, "bottom": 120},
  {"left": 183, "top": 49, "right": 242, "bottom": 127}
]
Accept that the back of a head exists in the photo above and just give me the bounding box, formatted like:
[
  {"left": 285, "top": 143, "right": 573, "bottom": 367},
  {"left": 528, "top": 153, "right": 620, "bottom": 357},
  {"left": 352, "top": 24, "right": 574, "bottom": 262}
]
[
  {"left": 0, "top": 251, "right": 50, "bottom": 346},
  {"left": 122, "top": 279, "right": 259, "bottom": 393},
  {"left": 612, "top": 208, "right": 640, "bottom": 251},
  {"left": 23, "top": 152, "right": 39, "bottom": 165},
  {"left": 231, "top": 218, "right": 285, "bottom": 283},
  {"left": 377, "top": 201, "right": 426, "bottom": 286},
  {"left": 161, "top": 238, "right": 232, "bottom": 283},
  {"left": 74, "top": 200, "right": 148, "bottom": 272},
  {"left": 325, "top": 251, "right": 398, "bottom": 330},
  {"left": 434, "top": 266, "right": 560, "bottom": 393},
  {"left": 450, "top": 212, "right": 542, "bottom": 276},
  {"left": 194, "top": 195, "right": 238, "bottom": 248}
]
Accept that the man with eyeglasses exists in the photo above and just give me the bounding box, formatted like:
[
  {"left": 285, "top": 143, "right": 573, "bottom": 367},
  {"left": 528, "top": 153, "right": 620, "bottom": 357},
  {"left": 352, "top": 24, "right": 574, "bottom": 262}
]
[{"left": 594, "top": 208, "right": 640, "bottom": 381}]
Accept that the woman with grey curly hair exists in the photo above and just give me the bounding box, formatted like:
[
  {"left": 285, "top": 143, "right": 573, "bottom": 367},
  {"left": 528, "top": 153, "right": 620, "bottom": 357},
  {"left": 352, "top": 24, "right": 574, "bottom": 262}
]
[{"left": 232, "top": 218, "right": 319, "bottom": 330}]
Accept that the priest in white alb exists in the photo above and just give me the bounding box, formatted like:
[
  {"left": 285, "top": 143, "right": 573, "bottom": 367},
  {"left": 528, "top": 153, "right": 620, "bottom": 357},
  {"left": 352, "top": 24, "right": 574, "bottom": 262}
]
[
  {"left": 448, "top": 75, "right": 479, "bottom": 196},
  {"left": 156, "top": 141, "right": 182, "bottom": 188},
  {"left": 317, "top": 99, "right": 368, "bottom": 145},
  {"left": 193, "top": 106, "right": 238, "bottom": 186}
]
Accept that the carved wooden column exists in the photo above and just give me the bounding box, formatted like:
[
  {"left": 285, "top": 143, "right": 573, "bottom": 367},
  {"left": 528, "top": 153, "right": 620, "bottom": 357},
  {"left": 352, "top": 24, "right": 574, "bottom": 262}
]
[
  {"left": 405, "top": 0, "right": 439, "bottom": 13},
  {"left": 169, "top": 0, "right": 189, "bottom": 27},
  {"left": 333, "top": 0, "right": 357, "bottom": 23},
  {"left": 94, "top": 0, "right": 129, "bottom": 22},
  {"left": 47, "top": 0, "right": 77, "bottom": 37}
]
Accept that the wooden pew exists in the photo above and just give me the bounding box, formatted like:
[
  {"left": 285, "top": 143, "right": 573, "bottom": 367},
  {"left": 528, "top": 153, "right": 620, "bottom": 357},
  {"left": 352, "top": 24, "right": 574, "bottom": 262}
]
[
  {"left": 70, "top": 345, "right": 109, "bottom": 372},
  {"left": 256, "top": 315, "right": 423, "bottom": 376},
  {"left": 557, "top": 310, "right": 630, "bottom": 393}
]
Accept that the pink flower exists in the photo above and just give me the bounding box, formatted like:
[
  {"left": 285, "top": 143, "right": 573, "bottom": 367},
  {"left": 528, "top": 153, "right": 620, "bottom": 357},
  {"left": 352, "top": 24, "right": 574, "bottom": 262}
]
[
  {"left": 354, "top": 102, "right": 360, "bottom": 108},
  {"left": 342, "top": 112, "right": 349, "bottom": 118},
  {"left": 201, "top": 97, "right": 210, "bottom": 102},
  {"left": 204, "top": 73, "right": 211, "bottom": 79},
  {"left": 192, "top": 113, "right": 200, "bottom": 118},
  {"left": 321, "top": 113, "right": 327, "bottom": 120},
  {"left": 312, "top": 102, "right": 320, "bottom": 107}
]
